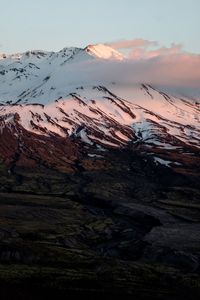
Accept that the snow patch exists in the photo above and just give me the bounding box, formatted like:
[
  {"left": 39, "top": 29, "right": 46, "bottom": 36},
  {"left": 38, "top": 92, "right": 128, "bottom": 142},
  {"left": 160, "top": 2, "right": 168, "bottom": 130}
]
[{"left": 154, "top": 157, "right": 172, "bottom": 167}]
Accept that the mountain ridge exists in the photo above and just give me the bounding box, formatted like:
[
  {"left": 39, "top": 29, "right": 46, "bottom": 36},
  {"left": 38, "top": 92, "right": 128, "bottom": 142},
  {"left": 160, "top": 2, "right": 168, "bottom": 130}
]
[{"left": 0, "top": 43, "right": 123, "bottom": 61}]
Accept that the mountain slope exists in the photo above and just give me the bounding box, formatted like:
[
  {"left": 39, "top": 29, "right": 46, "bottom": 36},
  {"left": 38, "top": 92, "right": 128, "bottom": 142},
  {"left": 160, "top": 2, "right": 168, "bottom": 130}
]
[
  {"left": 0, "top": 44, "right": 200, "bottom": 299},
  {"left": 0, "top": 44, "right": 199, "bottom": 172}
]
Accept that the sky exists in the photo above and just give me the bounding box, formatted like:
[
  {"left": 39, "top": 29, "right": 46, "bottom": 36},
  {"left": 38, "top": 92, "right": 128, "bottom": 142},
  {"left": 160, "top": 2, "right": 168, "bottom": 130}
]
[{"left": 0, "top": 0, "right": 200, "bottom": 54}]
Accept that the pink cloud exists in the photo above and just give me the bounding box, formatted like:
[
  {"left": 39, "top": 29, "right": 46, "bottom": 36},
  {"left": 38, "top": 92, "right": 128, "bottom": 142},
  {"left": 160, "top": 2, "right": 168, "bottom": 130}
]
[
  {"left": 108, "top": 38, "right": 158, "bottom": 50},
  {"left": 108, "top": 39, "right": 188, "bottom": 63},
  {"left": 69, "top": 39, "right": 200, "bottom": 98},
  {"left": 129, "top": 43, "right": 183, "bottom": 59},
  {"left": 75, "top": 51, "right": 200, "bottom": 89}
]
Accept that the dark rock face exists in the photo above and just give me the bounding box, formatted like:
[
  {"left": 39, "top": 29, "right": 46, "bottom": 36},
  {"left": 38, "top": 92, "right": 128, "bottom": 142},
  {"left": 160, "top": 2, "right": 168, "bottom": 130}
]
[{"left": 0, "top": 122, "right": 199, "bottom": 299}]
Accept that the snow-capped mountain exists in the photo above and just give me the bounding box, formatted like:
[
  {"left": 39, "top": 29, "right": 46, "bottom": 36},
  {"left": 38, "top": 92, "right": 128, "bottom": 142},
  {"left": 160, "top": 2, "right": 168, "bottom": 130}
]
[
  {"left": 0, "top": 44, "right": 123, "bottom": 105},
  {"left": 0, "top": 44, "right": 199, "bottom": 171}
]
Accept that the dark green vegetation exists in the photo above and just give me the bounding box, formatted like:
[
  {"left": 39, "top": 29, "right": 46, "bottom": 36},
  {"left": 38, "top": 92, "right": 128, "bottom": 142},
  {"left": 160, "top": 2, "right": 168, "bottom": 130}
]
[{"left": 0, "top": 148, "right": 200, "bottom": 299}]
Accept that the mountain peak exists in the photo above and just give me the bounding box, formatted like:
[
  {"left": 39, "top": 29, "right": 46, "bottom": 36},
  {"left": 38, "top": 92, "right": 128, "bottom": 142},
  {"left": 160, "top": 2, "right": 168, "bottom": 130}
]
[{"left": 85, "top": 44, "right": 124, "bottom": 60}]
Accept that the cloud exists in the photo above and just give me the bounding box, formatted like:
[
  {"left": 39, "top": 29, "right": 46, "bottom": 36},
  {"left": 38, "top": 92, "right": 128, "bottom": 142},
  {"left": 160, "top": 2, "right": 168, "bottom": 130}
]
[
  {"left": 108, "top": 38, "right": 158, "bottom": 50},
  {"left": 128, "top": 43, "right": 183, "bottom": 59},
  {"left": 70, "top": 41, "right": 200, "bottom": 98},
  {"left": 108, "top": 38, "right": 185, "bottom": 61},
  {"left": 72, "top": 53, "right": 200, "bottom": 88}
]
